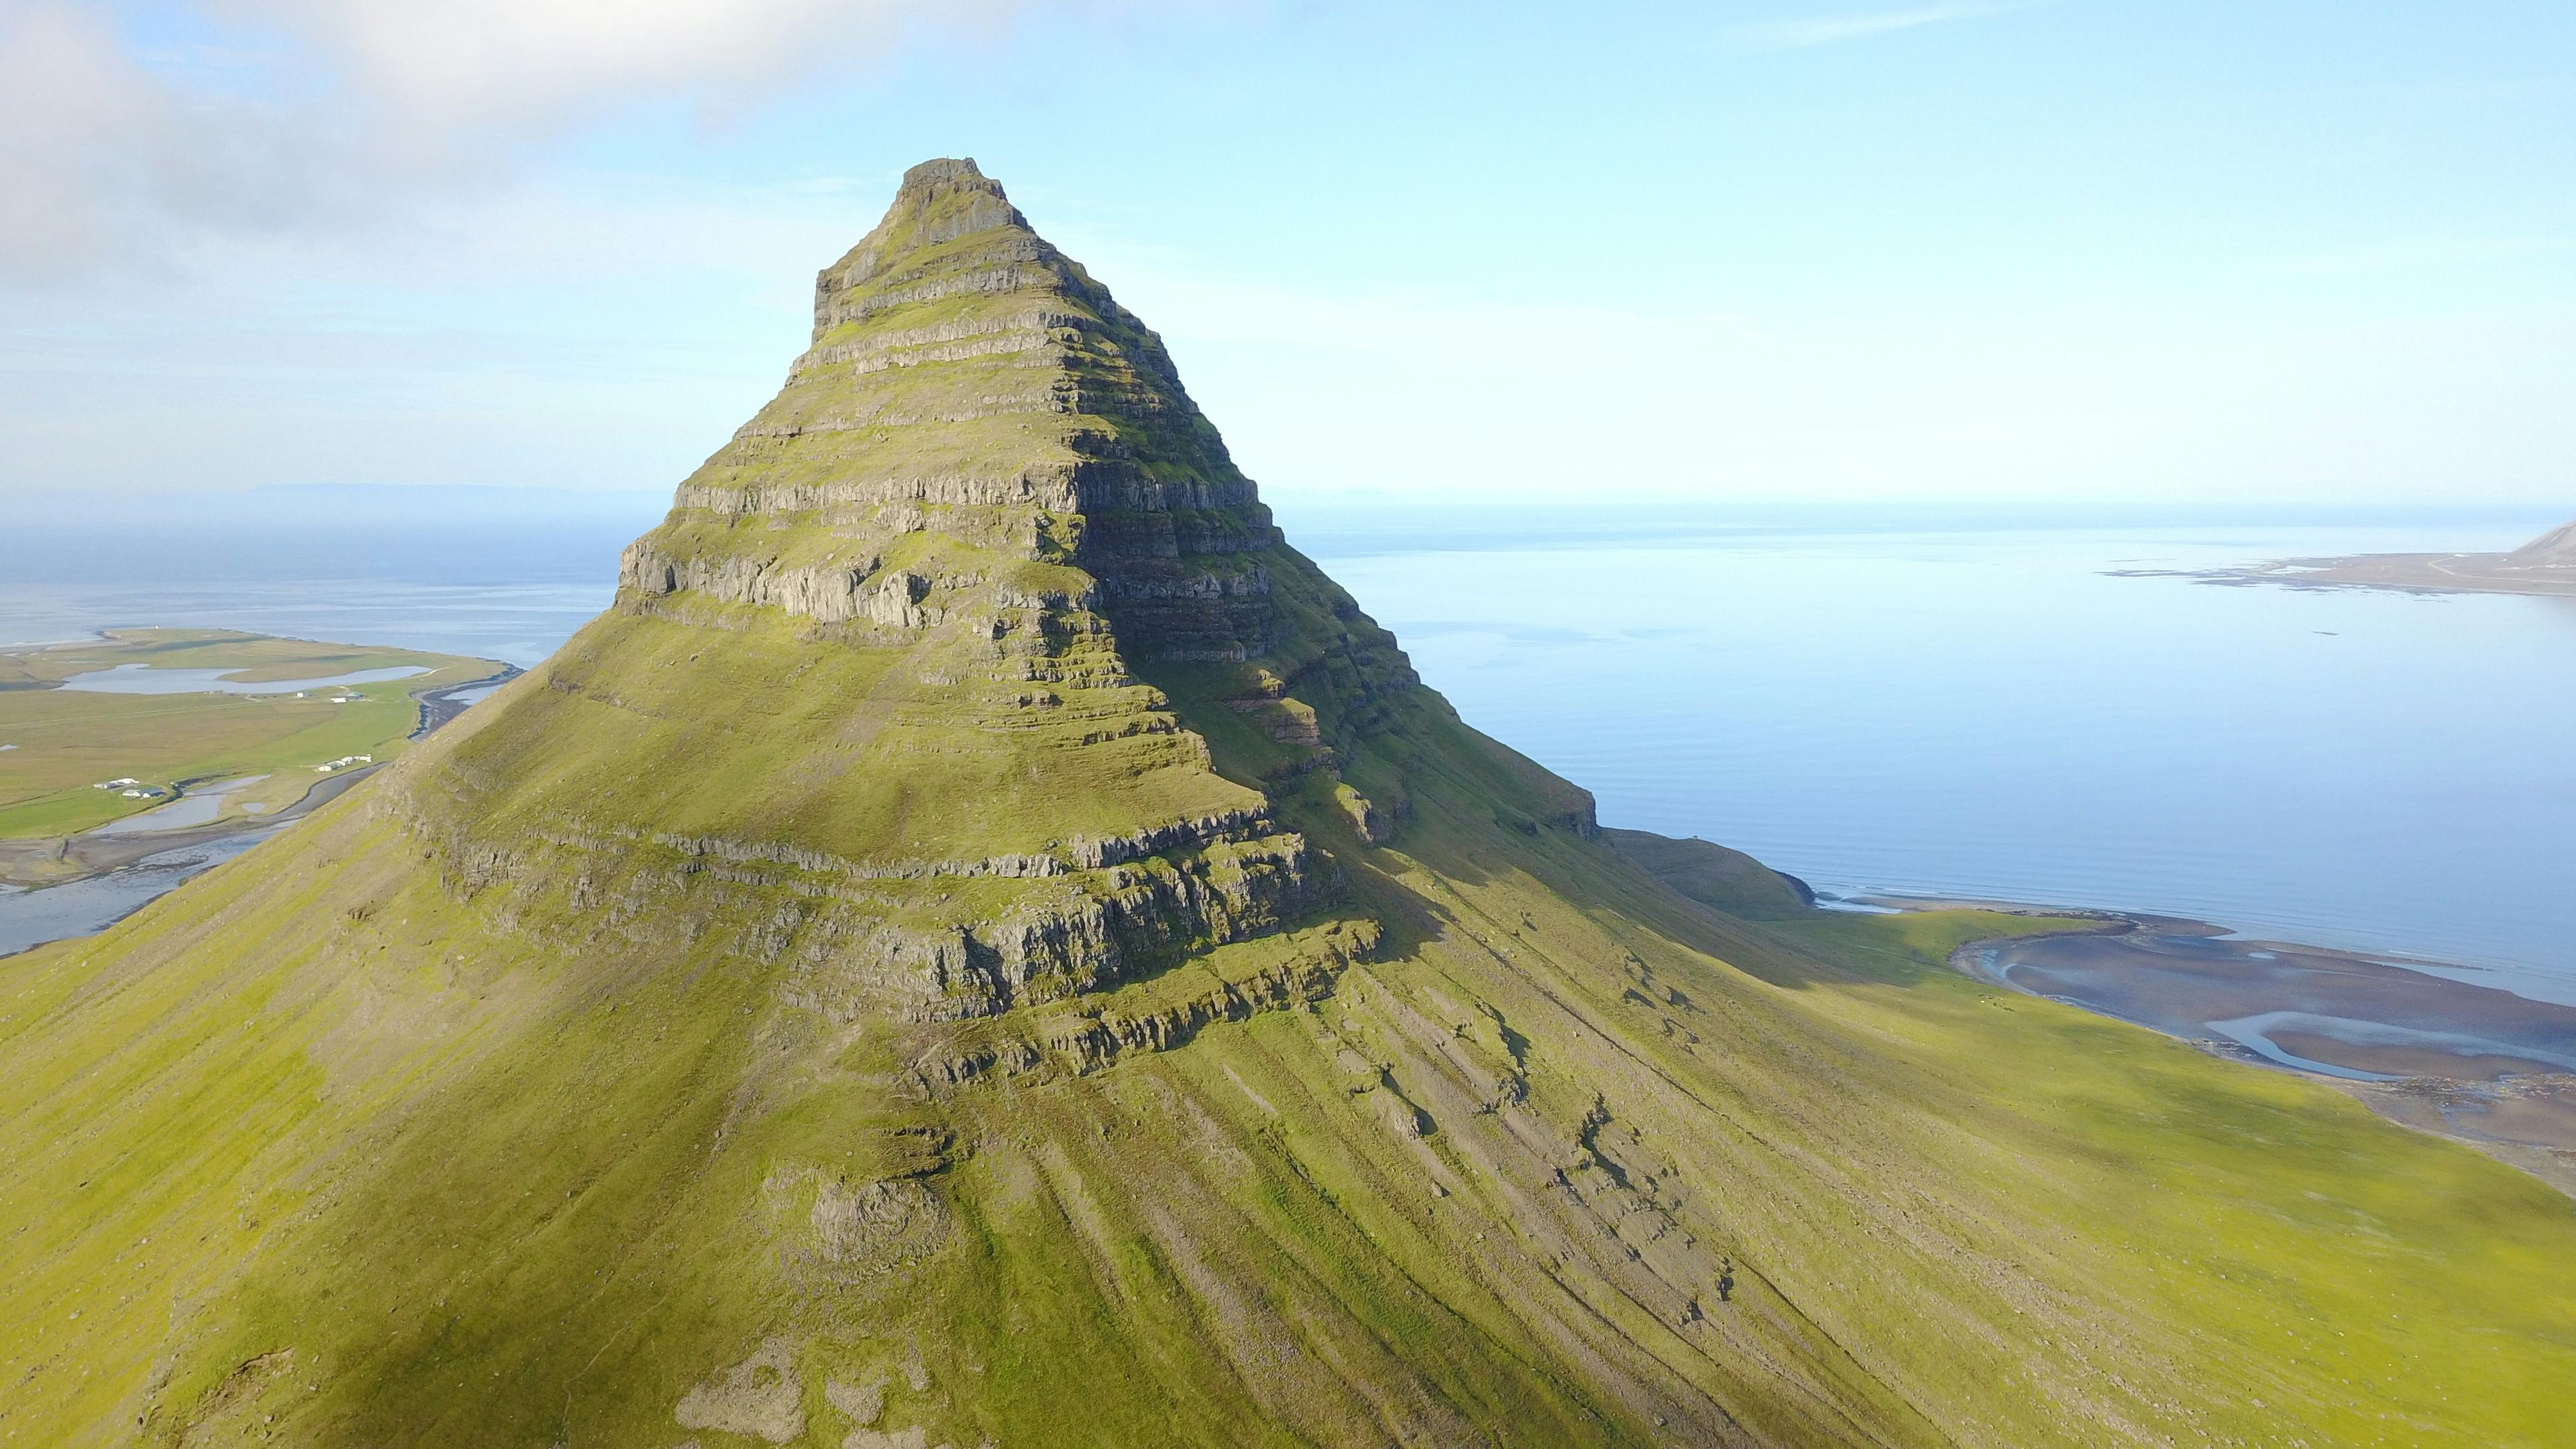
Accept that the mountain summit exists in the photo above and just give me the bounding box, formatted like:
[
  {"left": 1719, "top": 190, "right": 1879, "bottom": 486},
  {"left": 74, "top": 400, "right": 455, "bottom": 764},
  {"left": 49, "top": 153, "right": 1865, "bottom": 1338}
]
[
  {"left": 437, "top": 154, "right": 1414, "bottom": 1034},
  {"left": 8, "top": 161, "right": 2576, "bottom": 1448},
  {"left": 625, "top": 156, "right": 1288, "bottom": 665}
]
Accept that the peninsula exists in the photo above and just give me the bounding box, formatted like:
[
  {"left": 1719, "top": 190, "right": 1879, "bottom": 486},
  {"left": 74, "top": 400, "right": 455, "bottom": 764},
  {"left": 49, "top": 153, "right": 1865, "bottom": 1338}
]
[
  {"left": 2139, "top": 515, "right": 2576, "bottom": 596},
  {"left": 7, "top": 160, "right": 2576, "bottom": 1448}
]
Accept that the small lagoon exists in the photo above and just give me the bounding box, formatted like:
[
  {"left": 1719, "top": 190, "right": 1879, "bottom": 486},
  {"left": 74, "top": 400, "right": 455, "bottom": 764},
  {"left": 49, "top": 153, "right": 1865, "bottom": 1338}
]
[
  {"left": 58, "top": 663, "right": 429, "bottom": 694},
  {"left": 0, "top": 829, "right": 282, "bottom": 957},
  {"left": 91, "top": 775, "right": 272, "bottom": 835}
]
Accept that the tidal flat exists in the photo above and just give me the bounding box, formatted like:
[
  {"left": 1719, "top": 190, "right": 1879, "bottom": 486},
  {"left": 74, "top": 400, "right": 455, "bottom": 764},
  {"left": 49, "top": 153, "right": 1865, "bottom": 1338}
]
[
  {"left": 0, "top": 829, "right": 281, "bottom": 958},
  {"left": 0, "top": 633, "right": 514, "bottom": 955},
  {"left": 1959, "top": 915, "right": 2576, "bottom": 1190},
  {"left": 0, "top": 628, "right": 507, "bottom": 850}
]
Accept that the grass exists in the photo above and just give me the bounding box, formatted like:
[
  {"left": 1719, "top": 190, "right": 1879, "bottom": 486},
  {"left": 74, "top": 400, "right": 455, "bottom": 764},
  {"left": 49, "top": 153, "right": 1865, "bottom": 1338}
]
[
  {"left": 5, "top": 612, "right": 2573, "bottom": 1446},
  {"left": 0, "top": 629, "right": 503, "bottom": 839},
  {"left": 1758, "top": 908, "right": 2576, "bottom": 1442},
  {"left": 415, "top": 604, "right": 1254, "bottom": 873}
]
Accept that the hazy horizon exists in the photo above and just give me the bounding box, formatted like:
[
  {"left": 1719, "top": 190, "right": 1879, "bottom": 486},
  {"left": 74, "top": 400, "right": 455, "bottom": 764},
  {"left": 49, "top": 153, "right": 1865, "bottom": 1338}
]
[{"left": 5, "top": 480, "right": 2568, "bottom": 554}]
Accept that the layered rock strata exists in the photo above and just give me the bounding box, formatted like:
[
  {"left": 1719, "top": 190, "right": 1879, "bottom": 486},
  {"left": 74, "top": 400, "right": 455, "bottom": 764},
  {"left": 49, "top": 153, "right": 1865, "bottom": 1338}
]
[
  {"left": 392, "top": 158, "right": 1411, "bottom": 1030},
  {"left": 621, "top": 156, "right": 1283, "bottom": 665}
]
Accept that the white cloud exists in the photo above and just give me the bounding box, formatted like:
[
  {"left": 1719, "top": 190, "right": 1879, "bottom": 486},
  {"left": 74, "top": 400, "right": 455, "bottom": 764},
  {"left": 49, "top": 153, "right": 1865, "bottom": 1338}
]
[
  {"left": 0, "top": 4, "right": 344, "bottom": 280},
  {"left": 0, "top": 0, "right": 1192, "bottom": 282},
  {"left": 250, "top": 0, "right": 1018, "bottom": 128},
  {"left": 1729, "top": 1, "right": 2048, "bottom": 51}
]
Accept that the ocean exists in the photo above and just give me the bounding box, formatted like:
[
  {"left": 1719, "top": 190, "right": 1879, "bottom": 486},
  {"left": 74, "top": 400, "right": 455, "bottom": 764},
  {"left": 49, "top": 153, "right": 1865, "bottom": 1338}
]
[
  {"left": 5, "top": 500, "right": 2570, "bottom": 980},
  {"left": 1299, "top": 508, "right": 2575, "bottom": 978}
]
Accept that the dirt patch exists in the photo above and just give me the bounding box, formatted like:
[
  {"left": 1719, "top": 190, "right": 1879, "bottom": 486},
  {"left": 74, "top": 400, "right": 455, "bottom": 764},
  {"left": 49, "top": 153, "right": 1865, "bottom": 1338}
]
[
  {"left": 843, "top": 1429, "right": 931, "bottom": 1449},
  {"left": 675, "top": 1336, "right": 805, "bottom": 1444},
  {"left": 826, "top": 1373, "right": 888, "bottom": 1428}
]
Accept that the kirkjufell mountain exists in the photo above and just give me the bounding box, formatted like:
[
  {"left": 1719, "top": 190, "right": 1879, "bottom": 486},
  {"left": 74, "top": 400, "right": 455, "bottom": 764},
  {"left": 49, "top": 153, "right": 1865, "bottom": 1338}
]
[{"left": 7, "top": 160, "right": 2576, "bottom": 1448}]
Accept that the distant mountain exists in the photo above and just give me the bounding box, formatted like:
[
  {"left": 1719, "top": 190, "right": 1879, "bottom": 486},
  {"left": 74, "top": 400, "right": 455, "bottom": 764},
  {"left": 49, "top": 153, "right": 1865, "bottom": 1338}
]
[
  {"left": 9, "top": 160, "right": 2576, "bottom": 1447},
  {"left": 2507, "top": 517, "right": 2576, "bottom": 567},
  {"left": 2182, "top": 511, "right": 2576, "bottom": 596}
]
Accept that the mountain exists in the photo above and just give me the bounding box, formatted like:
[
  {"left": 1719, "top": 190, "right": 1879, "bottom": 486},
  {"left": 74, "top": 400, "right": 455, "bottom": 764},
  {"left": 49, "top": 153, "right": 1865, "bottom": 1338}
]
[
  {"left": 2507, "top": 518, "right": 2576, "bottom": 567},
  {"left": 7, "top": 159, "right": 2576, "bottom": 1448}
]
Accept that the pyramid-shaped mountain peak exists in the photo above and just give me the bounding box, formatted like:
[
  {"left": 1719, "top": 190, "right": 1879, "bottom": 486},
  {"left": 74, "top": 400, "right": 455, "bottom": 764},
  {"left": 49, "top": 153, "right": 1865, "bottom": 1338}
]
[
  {"left": 11, "top": 159, "right": 2556, "bottom": 1449},
  {"left": 420, "top": 160, "right": 1450, "bottom": 1032},
  {"left": 900, "top": 154, "right": 999, "bottom": 193},
  {"left": 816, "top": 156, "right": 1030, "bottom": 307},
  {"left": 630, "top": 157, "right": 1271, "bottom": 666}
]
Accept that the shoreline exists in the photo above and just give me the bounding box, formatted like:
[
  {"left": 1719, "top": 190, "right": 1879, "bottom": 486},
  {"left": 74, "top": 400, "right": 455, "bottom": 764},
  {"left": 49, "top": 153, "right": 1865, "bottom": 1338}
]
[
  {"left": 0, "top": 665, "right": 517, "bottom": 956},
  {"left": 1926, "top": 898, "right": 2576, "bottom": 1195},
  {"left": 2107, "top": 551, "right": 2576, "bottom": 599},
  {"left": 410, "top": 665, "right": 521, "bottom": 738}
]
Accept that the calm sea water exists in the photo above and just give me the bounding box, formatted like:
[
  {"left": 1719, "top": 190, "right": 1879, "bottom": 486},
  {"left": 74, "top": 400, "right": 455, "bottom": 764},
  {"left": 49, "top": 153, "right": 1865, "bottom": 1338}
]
[
  {"left": 0, "top": 494, "right": 645, "bottom": 667},
  {"left": 3, "top": 504, "right": 2570, "bottom": 980},
  {"left": 1301, "top": 515, "right": 2576, "bottom": 979}
]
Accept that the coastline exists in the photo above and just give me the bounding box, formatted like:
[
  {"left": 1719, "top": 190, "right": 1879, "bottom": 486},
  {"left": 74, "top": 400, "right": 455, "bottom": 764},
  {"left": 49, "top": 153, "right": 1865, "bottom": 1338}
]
[
  {"left": 0, "top": 665, "right": 517, "bottom": 957},
  {"left": 1935, "top": 900, "right": 2576, "bottom": 1195},
  {"left": 410, "top": 665, "right": 520, "bottom": 737},
  {"left": 0, "top": 763, "right": 381, "bottom": 884},
  {"left": 2108, "top": 551, "right": 2576, "bottom": 599}
]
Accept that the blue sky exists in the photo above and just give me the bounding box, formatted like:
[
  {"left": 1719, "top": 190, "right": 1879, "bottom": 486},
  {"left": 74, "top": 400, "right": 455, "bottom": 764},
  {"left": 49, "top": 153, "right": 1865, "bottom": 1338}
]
[{"left": 2, "top": 0, "right": 2571, "bottom": 510}]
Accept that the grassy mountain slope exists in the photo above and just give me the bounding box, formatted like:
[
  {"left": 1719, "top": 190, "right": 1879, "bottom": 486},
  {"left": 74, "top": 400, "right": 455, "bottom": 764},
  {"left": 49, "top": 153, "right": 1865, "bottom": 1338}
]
[{"left": 5, "top": 160, "right": 2574, "bottom": 1448}]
